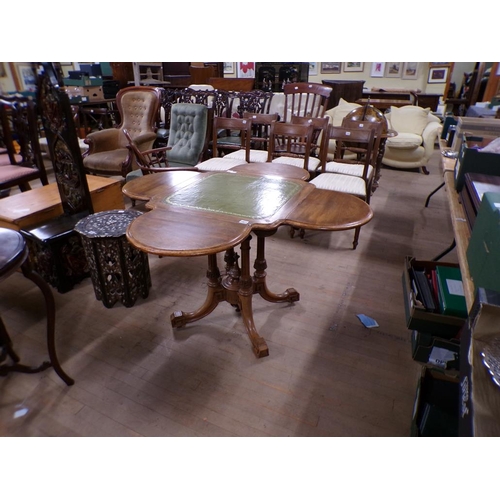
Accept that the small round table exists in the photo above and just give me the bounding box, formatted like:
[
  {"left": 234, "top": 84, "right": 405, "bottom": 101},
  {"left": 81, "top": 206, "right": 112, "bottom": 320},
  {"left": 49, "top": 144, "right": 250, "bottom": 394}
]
[{"left": 0, "top": 228, "right": 74, "bottom": 385}]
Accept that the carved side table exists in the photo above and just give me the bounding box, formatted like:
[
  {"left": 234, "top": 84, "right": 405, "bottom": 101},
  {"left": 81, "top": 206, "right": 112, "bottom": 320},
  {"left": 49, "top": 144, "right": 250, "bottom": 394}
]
[{"left": 75, "top": 209, "right": 151, "bottom": 308}]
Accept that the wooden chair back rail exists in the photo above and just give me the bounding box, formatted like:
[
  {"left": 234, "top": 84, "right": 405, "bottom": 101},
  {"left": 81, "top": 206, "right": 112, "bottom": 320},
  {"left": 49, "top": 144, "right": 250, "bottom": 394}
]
[
  {"left": 340, "top": 117, "right": 384, "bottom": 167},
  {"left": 290, "top": 115, "right": 329, "bottom": 157},
  {"left": 268, "top": 121, "right": 314, "bottom": 166},
  {"left": 283, "top": 82, "right": 332, "bottom": 122},
  {"left": 323, "top": 125, "right": 376, "bottom": 185},
  {"left": 212, "top": 116, "right": 253, "bottom": 162}
]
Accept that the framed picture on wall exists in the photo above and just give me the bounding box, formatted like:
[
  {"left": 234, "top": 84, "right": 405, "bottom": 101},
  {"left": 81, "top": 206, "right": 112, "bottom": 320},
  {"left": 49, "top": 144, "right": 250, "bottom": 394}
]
[
  {"left": 15, "top": 63, "right": 37, "bottom": 92},
  {"left": 343, "top": 62, "right": 364, "bottom": 72},
  {"left": 321, "top": 62, "right": 341, "bottom": 74},
  {"left": 223, "top": 62, "right": 234, "bottom": 74},
  {"left": 371, "top": 62, "right": 386, "bottom": 78},
  {"left": 428, "top": 66, "right": 449, "bottom": 84},
  {"left": 402, "top": 62, "right": 419, "bottom": 80},
  {"left": 385, "top": 62, "right": 402, "bottom": 78},
  {"left": 309, "top": 62, "right": 318, "bottom": 76},
  {"left": 237, "top": 62, "right": 255, "bottom": 78}
]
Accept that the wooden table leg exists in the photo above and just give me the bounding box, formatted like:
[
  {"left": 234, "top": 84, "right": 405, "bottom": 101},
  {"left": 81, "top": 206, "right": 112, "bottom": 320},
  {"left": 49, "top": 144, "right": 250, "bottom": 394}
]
[
  {"left": 237, "top": 236, "right": 269, "bottom": 358},
  {"left": 252, "top": 230, "right": 300, "bottom": 303},
  {"left": 171, "top": 253, "right": 225, "bottom": 327},
  {"left": 21, "top": 263, "right": 74, "bottom": 386}
]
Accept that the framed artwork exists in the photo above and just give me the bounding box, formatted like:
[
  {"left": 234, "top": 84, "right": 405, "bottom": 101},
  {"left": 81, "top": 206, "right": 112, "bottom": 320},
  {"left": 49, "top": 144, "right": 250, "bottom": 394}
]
[
  {"left": 402, "top": 62, "right": 419, "bottom": 80},
  {"left": 309, "top": 62, "right": 318, "bottom": 76},
  {"left": 428, "top": 66, "right": 449, "bottom": 84},
  {"left": 370, "top": 62, "right": 386, "bottom": 78},
  {"left": 223, "top": 62, "right": 234, "bottom": 74},
  {"left": 237, "top": 62, "right": 255, "bottom": 78},
  {"left": 385, "top": 62, "right": 402, "bottom": 78},
  {"left": 15, "top": 63, "right": 37, "bottom": 92},
  {"left": 321, "top": 62, "right": 341, "bottom": 74},
  {"left": 343, "top": 62, "right": 364, "bottom": 72}
]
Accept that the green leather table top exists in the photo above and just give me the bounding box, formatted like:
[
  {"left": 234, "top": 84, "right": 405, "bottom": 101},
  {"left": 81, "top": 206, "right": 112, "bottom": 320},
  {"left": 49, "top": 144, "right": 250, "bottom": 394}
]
[{"left": 165, "top": 173, "right": 301, "bottom": 219}]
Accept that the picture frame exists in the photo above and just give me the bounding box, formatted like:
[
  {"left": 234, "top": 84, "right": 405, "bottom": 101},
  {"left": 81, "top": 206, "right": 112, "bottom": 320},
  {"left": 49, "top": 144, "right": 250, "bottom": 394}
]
[
  {"left": 370, "top": 62, "right": 386, "bottom": 78},
  {"left": 385, "top": 62, "right": 402, "bottom": 78},
  {"left": 309, "top": 62, "right": 318, "bottom": 76},
  {"left": 237, "top": 62, "right": 255, "bottom": 78},
  {"left": 223, "top": 62, "right": 234, "bottom": 74},
  {"left": 15, "top": 63, "right": 37, "bottom": 92},
  {"left": 321, "top": 62, "right": 341, "bottom": 74},
  {"left": 428, "top": 66, "right": 449, "bottom": 84},
  {"left": 343, "top": 62, "right": 364, "bottom": 73},
  {"left": 402, "top": 62, "right": 419, "bottom": 80}
]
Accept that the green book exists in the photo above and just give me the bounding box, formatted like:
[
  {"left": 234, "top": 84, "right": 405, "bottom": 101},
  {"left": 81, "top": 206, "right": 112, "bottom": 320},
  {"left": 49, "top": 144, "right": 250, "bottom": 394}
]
[{"left": 436, "top": 266, "right": 468, "bottom": 318}]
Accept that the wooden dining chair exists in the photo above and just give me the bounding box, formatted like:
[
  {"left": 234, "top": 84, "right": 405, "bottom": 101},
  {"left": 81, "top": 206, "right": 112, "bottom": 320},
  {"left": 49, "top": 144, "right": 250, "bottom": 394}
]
[
  {"left": 319, "top": 118, "right": 383, "bottom": 182},
  {"left": 311, "top": 125, "right": 376, "bottom": 249},
  {"left": 223, "top": 112, "right": 278, "bottom": 163},
  {"left": 290, "top": 115, "right": 330, "bottom": 174},
  {"left": 0, "top": 97, "right": 49, "bottom": 194},
  {"left": 267, "top": 121, "right": 319, "bottom": 173},
  {"left": 197, "top": 116, "right": 253, "bottom": 172},
  {"left": 282, "top": 82, "right": 332, "bottom": 122},
  {"left": 20, "top": 63, "right": 95, "bottom": 293}
]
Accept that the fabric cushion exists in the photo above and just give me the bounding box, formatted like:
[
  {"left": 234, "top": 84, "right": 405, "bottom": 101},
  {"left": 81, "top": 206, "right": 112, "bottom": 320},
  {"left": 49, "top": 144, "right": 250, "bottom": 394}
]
[
  {"left": 311, "top": 173, "right": 367, "bottom": 197},
  {"left": 387, "top": 105, "right": 429, "bottom": 135},
  {"left": 197, "top": 157, "right": 247, "bottom": 172},
  {"left": 325, "top": 98, "right": 361, "bottom": 127},
  {"left": 323, "top": 161, "right": 374, "bottom": 178},
  {"left": 167, "top": 104, "right": 208, "bottom": 166},
  {"left": 385, "top": 132, "right": 423, "bottom": 149},
  {"left": 271, "top": 156, "right": 321, "bottom": 172},
  {"left": 225, "top": 149, "right": 269, "bottom": 163}
]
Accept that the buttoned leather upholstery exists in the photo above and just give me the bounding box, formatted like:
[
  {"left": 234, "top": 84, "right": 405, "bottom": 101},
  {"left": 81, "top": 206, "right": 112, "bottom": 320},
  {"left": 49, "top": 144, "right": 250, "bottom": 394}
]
[{"left": 83, "top": 86, "right": 161, "bottom": 177}]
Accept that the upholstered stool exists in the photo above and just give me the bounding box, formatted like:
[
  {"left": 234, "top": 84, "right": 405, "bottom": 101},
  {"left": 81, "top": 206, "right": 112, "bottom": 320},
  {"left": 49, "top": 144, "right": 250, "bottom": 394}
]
[
  {"left": 75, "top": 209, "right": 151, "bottom": 308},
  {"left": 0, "top": 227, "right": 73, "bottom": 385}
]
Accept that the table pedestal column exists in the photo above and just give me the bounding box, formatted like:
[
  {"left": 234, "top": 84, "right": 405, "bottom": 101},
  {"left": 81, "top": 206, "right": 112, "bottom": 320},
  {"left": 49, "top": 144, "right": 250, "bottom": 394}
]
[{"left": 170, "top": 231, "right": 300, "bottom": 358}]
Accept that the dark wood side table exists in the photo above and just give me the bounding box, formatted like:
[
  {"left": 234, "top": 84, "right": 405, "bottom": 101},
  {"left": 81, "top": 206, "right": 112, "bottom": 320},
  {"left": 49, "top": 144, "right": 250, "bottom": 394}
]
[{"left": 0, "top": 228, "right": 74, "bottom": 385}]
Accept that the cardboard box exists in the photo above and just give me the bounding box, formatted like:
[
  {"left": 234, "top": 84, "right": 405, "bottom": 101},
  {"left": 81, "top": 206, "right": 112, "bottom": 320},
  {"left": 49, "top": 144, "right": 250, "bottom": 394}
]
[
  {"left": 467, "top": 191, "right": 500, "bottom": 294},
  {"left": 411, "top": 330, "right": 460, "bottom": 370},
  {"left": 84, "top": 86, "right": 104, "bottom": 102},
  {"left": 63, "top": 76, "right": 91, "bottom": 86},
  {"left": 460, "top": 287, "right": 500, "bottom": 436},
  {"left": 402, "top": 257, "right": 466, "bottom": 338},
  {"left": 451, "top": 117, "right": 500, "bottom": 152},
  {"left": 454, "top": 134, "right": 500, "bottom": 192},
  {"left": 411, "top": 366, "right": 459, "bottom": 437}
]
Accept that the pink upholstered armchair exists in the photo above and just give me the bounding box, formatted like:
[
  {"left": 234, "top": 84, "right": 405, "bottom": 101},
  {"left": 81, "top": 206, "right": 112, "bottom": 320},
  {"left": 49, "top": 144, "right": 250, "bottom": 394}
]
[{"left": 82, "top": 86, "right": 161, "bottom": 178}]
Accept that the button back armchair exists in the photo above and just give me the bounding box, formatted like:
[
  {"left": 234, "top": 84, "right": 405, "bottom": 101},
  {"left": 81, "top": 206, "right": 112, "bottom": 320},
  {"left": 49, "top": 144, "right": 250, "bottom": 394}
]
[{"left": 83, "top": 86, "right": 161, "bottom": 178}]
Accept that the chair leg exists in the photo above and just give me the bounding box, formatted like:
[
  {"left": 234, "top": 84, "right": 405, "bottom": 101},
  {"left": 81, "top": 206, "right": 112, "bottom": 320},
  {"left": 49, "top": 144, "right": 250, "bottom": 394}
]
[
  {"left": 421, "top": 166, "right": 430, "bottom": 175},
  {"left": 352, "top": 227, "right": 360, "bottom": 250}
]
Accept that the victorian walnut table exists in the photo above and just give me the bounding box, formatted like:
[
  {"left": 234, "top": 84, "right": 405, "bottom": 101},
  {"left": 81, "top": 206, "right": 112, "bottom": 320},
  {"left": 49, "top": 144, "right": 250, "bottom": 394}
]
[{"left": 123, "top": 163, "right": 373, "bottom": 358}]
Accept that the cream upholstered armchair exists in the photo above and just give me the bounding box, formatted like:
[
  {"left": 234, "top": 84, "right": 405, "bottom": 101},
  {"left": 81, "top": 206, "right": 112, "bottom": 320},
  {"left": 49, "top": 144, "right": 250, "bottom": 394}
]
[
  {"left": 83, "top": 86, "right": 161, "bottom": 178},
  {"left": 382, "top": 105, "right": 442, "bottom": 174}
]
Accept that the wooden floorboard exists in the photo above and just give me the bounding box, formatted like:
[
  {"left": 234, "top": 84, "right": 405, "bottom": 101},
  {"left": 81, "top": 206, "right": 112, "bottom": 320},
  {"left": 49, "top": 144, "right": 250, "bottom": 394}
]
[{"left": 0, "top": 147, "right": 457, "bottom": 436}]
